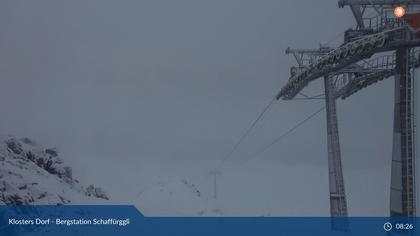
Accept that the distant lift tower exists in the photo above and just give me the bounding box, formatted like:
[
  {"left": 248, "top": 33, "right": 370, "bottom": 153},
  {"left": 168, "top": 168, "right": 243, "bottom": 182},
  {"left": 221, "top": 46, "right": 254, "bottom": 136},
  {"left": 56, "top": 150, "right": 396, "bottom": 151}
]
[
  {"left": 209, "top": 170, "right": 221, "bottom": 200},
  {"left": 277, "top": 0, "right": 420, "bottom": 220}
]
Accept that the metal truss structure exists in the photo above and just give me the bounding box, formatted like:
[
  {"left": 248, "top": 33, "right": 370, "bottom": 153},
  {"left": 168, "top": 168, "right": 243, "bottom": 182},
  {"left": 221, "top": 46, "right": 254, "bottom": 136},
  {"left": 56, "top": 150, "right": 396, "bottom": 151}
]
[{"left": 277, "top": 0, "right": 420, "bottom": 221}]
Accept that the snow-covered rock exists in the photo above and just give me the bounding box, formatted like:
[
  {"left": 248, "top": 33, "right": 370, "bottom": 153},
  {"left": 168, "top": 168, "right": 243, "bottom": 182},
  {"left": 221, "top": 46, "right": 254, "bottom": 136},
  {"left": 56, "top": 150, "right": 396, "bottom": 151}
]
[
  {"left": 0, "top": 135, "right": 108, "bottom": 205},
  {"left": 86, "top": 184, "right": 109, "bottom": 200}
]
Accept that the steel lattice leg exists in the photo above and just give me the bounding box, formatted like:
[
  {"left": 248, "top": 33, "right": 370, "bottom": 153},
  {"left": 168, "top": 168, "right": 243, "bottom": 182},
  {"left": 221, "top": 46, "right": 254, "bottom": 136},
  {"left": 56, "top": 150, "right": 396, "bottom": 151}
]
[
  {"left": 324, "top": 76, "right": 349, "bottom": 230},
  {"left": 390, "top": 48, "right": 417, "bottom": 217}
]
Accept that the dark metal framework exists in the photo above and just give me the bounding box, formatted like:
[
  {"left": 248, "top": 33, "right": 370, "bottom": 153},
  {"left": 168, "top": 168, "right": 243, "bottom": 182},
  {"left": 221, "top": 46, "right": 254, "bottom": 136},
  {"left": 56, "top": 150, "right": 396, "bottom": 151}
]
[{"left": 277, "top": 0, "right": 420, "bottom": 218}]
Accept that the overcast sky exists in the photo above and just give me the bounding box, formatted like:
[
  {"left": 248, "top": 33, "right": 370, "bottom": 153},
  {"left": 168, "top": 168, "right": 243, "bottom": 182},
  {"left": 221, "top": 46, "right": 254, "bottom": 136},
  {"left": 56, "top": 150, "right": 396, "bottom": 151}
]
[{"left": 0, "top": 0, "right": 418, "bottom": 216}]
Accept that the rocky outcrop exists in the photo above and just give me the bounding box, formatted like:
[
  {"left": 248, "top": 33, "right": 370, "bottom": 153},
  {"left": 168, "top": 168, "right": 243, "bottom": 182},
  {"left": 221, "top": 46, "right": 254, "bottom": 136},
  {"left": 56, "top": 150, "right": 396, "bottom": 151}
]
[
  {"left": 86, "top": 185, "right": 109, "bottom": 200},
  {"left": 0, "top": 135, "right": 109, "bottom": 205}
]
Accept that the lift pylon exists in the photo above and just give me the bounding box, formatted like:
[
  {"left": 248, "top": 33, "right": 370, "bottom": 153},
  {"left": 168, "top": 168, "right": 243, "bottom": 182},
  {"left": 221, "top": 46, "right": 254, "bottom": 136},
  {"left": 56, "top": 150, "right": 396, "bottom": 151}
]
[{"left": 278, "top": 1, "right": 420, "bottom": 220}]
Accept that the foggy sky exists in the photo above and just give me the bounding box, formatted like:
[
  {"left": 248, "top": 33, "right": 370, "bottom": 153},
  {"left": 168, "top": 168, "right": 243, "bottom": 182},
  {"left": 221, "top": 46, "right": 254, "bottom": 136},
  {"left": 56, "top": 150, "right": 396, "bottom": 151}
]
[{"left": 0, "top": 0, "right": 418, "bottom": 216}]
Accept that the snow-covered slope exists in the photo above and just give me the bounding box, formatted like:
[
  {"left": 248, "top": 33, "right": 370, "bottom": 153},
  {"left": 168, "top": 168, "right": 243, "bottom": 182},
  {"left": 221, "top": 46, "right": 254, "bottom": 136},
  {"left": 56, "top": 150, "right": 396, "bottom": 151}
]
[
  {"left": 0, "top": 135, "right": 108, "bottom": 205},
  {"left": 135, "top": 179, "right": 223, "bottom": 216}
]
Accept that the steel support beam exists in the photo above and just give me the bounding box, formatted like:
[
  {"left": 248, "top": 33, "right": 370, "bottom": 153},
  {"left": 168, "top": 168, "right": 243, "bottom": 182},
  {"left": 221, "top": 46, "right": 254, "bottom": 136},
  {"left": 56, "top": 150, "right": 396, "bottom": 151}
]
[
  {"left": 390, "top": 47, "right": 417, "bottom": 217},
  {"left": 339, "top": 0, "right": 420, "bottom": 7},
  {"left": 324, "top": 76, "right": 349, "bottom": 229}
]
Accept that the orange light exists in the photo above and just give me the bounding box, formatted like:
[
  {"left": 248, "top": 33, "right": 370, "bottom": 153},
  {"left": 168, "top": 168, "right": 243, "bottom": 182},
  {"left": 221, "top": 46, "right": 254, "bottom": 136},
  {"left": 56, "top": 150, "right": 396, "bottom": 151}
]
[{"left": 394, "top": 6, "right": 406, "bottom": 18}]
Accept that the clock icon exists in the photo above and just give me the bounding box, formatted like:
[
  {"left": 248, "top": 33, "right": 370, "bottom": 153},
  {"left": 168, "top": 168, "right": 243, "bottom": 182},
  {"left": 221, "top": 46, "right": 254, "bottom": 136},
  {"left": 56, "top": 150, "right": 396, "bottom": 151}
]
[{"left": 384, "top": 222, "right": 393, "bottom": 232}]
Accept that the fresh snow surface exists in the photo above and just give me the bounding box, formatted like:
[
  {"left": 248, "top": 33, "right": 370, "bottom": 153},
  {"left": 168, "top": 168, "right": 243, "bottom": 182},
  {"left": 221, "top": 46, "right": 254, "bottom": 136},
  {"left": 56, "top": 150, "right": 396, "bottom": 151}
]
[{"left": 135, "top": 179, "right": 224, "bottom": 216}]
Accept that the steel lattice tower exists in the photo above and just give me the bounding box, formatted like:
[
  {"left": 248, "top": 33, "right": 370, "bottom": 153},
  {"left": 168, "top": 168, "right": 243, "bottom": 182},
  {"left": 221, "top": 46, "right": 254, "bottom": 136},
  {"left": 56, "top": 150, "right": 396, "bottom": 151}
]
[
  {"left": 324, "top": 75, "right": 348, "bottom": 218},
  {"left": 391, "top": 46, "right": 416, "bottom": 216},
  {"left": 277, "top": 0, "right": 420, "bottom": 223}
]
